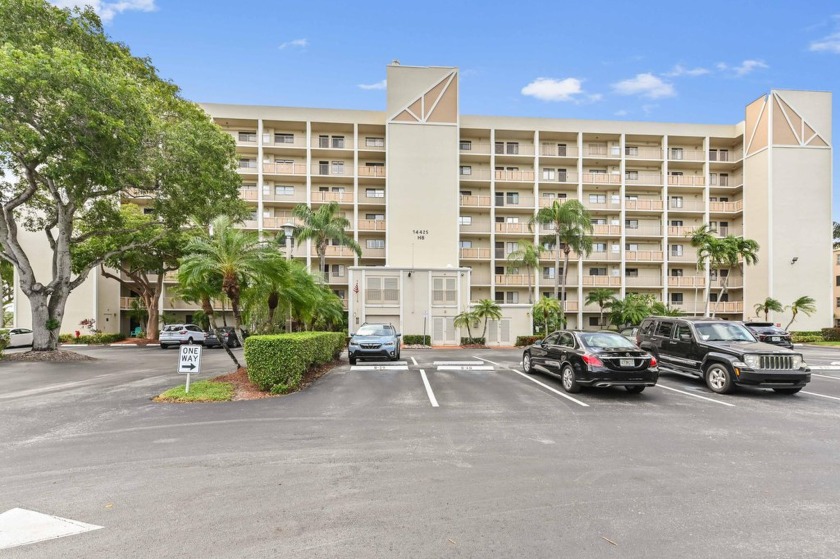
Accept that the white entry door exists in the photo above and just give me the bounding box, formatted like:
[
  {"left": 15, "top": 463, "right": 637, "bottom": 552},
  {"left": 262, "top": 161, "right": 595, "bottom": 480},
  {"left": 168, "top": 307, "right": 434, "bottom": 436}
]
[{"left": 433, "top": 316, "right": 457, "bottom": 345}]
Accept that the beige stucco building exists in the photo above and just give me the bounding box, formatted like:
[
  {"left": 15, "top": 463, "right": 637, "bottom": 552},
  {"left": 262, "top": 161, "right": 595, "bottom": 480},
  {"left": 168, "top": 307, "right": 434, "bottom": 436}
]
[{"left": 13, "top": 63, "right": 835, "bottom": 342}]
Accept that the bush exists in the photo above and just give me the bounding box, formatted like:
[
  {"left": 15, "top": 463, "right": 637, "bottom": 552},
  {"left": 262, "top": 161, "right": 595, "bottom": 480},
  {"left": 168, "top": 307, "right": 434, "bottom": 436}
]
[
  {"left": 0, "top": 331, "right": 9, "bottom": 356},
  {"left": 791, "top": 331, "right": 822, "bottom": 343},
  {"left": 515, "top": 335, "right": 542, "bottom": 347},
  {"left": 59, "top": 333, "right": 125, "bottom": 344},
  {"left": 460, "top": 337, "right": 485, "bottom": 345},
  {"left": 244, "top": 331, "right": 345, "bottom": 392},
  {"left": 821, "top": 328, "right": 840, "bottom": 341},
  {"left": 403, "top": 335, "right": 430, "bottom": 345}
]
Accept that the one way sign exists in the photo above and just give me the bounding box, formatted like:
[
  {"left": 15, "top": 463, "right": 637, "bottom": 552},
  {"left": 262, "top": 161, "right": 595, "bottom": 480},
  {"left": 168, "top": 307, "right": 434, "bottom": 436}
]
[{"left": 178, "top": 345, "right": 203, "bottom": 374}]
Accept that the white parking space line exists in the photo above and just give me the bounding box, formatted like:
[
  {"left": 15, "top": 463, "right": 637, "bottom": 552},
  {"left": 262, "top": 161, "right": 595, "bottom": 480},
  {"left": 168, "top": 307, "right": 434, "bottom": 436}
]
[
  {"left": 474, "top": 357, "right": 589, "bottom": 407},
  {"left": 655, "top": 383, "right": 736, "bottom": 407},
  {"left": 411, "top": 357, "right": 418, "bottom": 366},
  {"left": 802, "top": 391, "right": 840, "bottom": 402},
  {"left": 433, "top": 361, "right": 484, "bottom": 365},
  {"left": 351, "top": 365, "right": 409, "bottom": 371},
  {"left": 358, "top": 361, "right": 408, "bottom": 366},
  {"left": 806, "top": 366, "right": 840, "bottom": 370},
  {"left": 436, "top": 365, "right": 495, "bottom": 371},
  {"left": 419, "top": 369, "right": 439, "bottom": 407},
  {"left": 0, "top": 508, "right": 102, "bottom": 550},
  {"left": 812, "top": 373, "right": 840, "bottom": 380}
]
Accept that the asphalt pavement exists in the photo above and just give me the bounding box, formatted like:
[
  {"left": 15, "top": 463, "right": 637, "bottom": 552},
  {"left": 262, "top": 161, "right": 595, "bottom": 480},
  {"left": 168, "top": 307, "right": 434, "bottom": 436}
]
[{"left": 2, "top": 344, "right": 840, "bottom": 558}]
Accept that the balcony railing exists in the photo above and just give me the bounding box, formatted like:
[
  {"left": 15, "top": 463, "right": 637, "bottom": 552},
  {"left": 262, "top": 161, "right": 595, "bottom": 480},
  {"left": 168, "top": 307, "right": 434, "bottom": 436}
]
[
  {"left": 264, "top": 136, "right": 307, "bottom": 149},
  {"left": 563, "top": 301, "right": 580, "bottom": 312},
  {"left": 314, "top": 246, "right": 359, "bottom": 257},
  {"left": 625, "top": 173, "right": 663, "bottom": 186},
  {"left": 460, "top": 194, "right": 492, "bottom": 207},
  {"left": 625, "top": 225, "right": 662, "bottom": 236},
  {"left": 668, "top": 226, "right": 700, "bottom": 237},
  {"left": 625, "top": 250, "right": 664, "bottom": 261},
  {"left": 593, "top": 224, "right": 622, "bottom": 236},
  {"left": 495, "top": 222, "right": 528, "bottom": 234},
  {"left": 358, "top": 166, "right": 386, "bottom": 178},
  {"left": 581, "top": 276, "right": 621, "bottom": 287},
  {"left": 710, "top": 301, "right": 744, "bottom": 313},
  {"left": 586, "top": 251, "right": 622, "bottom": 261},
  {"left": 583, "top": 199, "right": 622, "bottom": 211},
  {"left": 668, "top": 276, "right": 706, "bottom": 288},
  {"left": 711, "top": 276, "right": 744, "bottom": 288},
  {"left": 495, "top": 169, "right": 536, "bottom": 182},
  {"left": 709, "top": 148, "right": 744, "bottom": 162},
  {"left": 311, "top": 164, "right": 351, "bottom": 176},
  {"left": 668, "top": 149, "right": 705, "bottom": 161},
  {"left": 240, "top": 189, "right": 258, "bottom": 201},
  {"left": 460, "top": 219, "right": 491, "bottom": 233},
  {"left": 583, "top": 146, "right": 621, "bottom": 158},
  {"left": 362, "top": 247, "right": 385, "bottom": 258},
  {"left": 496, "top": 195, "right": 535, "bottom": 209},
  {"left": 460, "top": 168, "right": 493, "bottom": 181},
  {"left": 540, "top": 144, "right": 579, "bottom": 157},
  {"left": 625, "top": 275, "right": 663, "bottom": 287},
  {"left": 668, "top": 201, "right": 705, "bottom": 211},
  {"left": 625, "top": 199, "right": 664, "bottom": 211},
  {"left": 709, "top": 200, "right": 743, "bottom": 213},
  {"left": 358, "top": 219, "right": 386, "bottom": 231},
  {"left": 312, "top": 191, "right": 354, "bottom": 204},
  {"left": 709, "top": 174, "right": 744, "bottom": 187},
  {"left": 539, "top": 171, "right": 579, "bottom": 184},
  {"left": 582, "top": 173, "right": 622, "bottom": 184},
  {"left": 460, "top": 141, "right": 492, "bottom": 154},
  {"left": 263, "top": 162, "right": 307, "bottom": 175},
  {"left": 311, "top": 136, "right": 354, "bottom": 150},
  {"left": 625, "top": 146, "right": 663, "bottom": 159},
  {"left": 668, "top": 175, "right": 705, "bottom": 187},
  {"left": 460, "top": 247, "right": 491, "bottom": 259},
  {"left": 495, "top": 143, "right": 536, "bottom": 156},
  {"left": 495, "top": 274, "right": 530, "bottom": 286},
  {"left": 668, "top": 251, "right": 699, "bottom": 263}
]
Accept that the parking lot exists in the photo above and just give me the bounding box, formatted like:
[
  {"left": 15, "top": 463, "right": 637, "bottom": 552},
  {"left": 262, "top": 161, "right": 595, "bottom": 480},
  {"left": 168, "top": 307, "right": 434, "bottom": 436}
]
[{"left": 2, "top": 345, "right": 840, "bottom": 558}]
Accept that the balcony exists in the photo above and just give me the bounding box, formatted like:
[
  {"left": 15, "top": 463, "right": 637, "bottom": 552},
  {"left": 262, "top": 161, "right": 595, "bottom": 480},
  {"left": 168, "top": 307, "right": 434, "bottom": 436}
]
[
  {"left": 541, "top": 276, "right": 578, "bottom": 287},
  {"left": 311, "top": 164, "right": 351, "bottom": 177},
  {"left": 264, "top": 162, "right": 307, "bottom": 175},
  {"left": 710, "top": 301, "right": 744, "bottom": 314},
  {"left": 668, "top": 251, "right": 699, "bottom": 263},
  {"left": 668, "top": 149, "right": 705, "bottom": 162},
  {"left": 495, "top": 143, "right": 536, "bottom": 156},
  {"left": 668, "top": 175, "right": 705, "bottom": 187},
  {"left": 495, "top": 222, "right": 529, "bottom": 234},
  {"left": 460, "top": 141, "right": 492, "bottom": 154},
  {"left": 495, "top": 169, "right": 535, "bottom": 182},
  {"left": 312, "top": 191, "right": 354, "bottom": 204},
  {"left": 581, "top": 276, "right": 621, "bottom": 287},
  {"left": 237, "top": 162, "right": 258, "bottom": 174},
  {"left": 668, "top": 276, "right": 706, "bottom": 288},
  {"left": 495, "top": 274, "right": 530, "bottom": 286},
  {"left": 709, "top": 148, "right": 743, "bottom": 162},
  {"left": 460, "top": 247, "right": 491, "bottom": 259},
  {"left": 625, "top": 199, "right": 664, "bottom": 211},
  {"left": 358, "top": 166, "right": 386, "bottom": 178},
  {"left": 539, "top": 170, "right": 579, "bottom": 184},
  {"left": 585, "top": 251, "right": 622, "bottom": 262},
  {"left": 540, "top": 144, "right": 579, "bottom": 158},
  {"left": 496, "top": 195, "right": 535, "bottom": 209},
  {"left": 460, "top": 218, "right": 491, "bottom": 233},
  {"left": 593, "top": 224, "right": 622, "bottom": 236},
  {"left": 625, "top": 173, "right": 663, "bottom": 186},
  {"left": 625, "top": 146, "right": 663, "bottom": 160},
  {"left": 460, "top": 194, "right": 492, "bottom": 208},
  {"left": 710, "top": 174, "right": 744, "bottom": 187},
  {"left": 709, "top": 200, "right": 743, "bottom": 213},
  {"left": 263, "top": 135, "right": 307, "bottom": 149},
  {"left": 625, "top": 250, "right": 664, "bottom": 262},
  {"left": 625, "top": 275, "right": 663, "bottom": 287},
  {"left": 668, "top": 200, "right": 705, "bottom": 212},
  {"left": 162, "top": 297, "right": 201, "bottom": 310},
  {"left": 362, "top": 247, "right": 386, "bottom": 259},
  {"left": 263, "top": 217, "right": 301, "bottom": 229},
  {"left": 668, "top": 225, "right": 700, "bottom": 237},
  {"left": 240, "top": 189, "right": 258, "bottom": 201},
  {"left": 563, "top": 301, "right": 580, "bottom": 312},
  {"left": 314, "top": 246, "right": 359, "bottom": 258},
  {"left": 625, "top": 224, "right": 662, "bottom": 236},
  {"left": 583, "top": 145, "right": 621, "bottom": 159},
  {"left": 311, "top": 136, "right": 354, "bottom": 150},
  {"left": 358, "top": 219, "right": 386, "bottom": 231},
  {"left": 583, "top": 199, "right": 622, "bottom": 211},
  {"left": 582, "top": 173, "right": 622, "bottom": 185},
  {"left": 711, "top": 276, "right": 744, "bottom": 288}
]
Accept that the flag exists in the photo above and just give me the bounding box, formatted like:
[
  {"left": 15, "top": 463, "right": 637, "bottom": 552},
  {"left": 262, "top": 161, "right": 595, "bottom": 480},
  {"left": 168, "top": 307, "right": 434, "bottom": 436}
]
[{"left": 353, "top": 281, "right": 359, "bottom": 294}]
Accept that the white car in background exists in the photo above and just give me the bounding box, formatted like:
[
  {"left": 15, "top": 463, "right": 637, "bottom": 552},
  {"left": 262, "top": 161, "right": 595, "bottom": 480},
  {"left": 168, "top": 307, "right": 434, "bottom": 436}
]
[
  {"left": 159, "top": 324, "right": 206, "bottom": 349},
  {"left": 1, "top": 328, "right": 34, "bottom": 348}
]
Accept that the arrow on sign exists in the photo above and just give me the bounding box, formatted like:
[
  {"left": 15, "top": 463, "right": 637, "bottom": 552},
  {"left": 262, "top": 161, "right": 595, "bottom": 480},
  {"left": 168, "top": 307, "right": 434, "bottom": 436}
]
[{"left": 183, "top": 363, "right": 196, "bottom": 371}]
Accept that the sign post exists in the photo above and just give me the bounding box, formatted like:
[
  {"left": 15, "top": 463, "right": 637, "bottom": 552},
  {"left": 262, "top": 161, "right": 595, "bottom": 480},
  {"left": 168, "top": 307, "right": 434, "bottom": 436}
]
[{"left": 178, "top": 345, "right": 203, "bottom": 393}]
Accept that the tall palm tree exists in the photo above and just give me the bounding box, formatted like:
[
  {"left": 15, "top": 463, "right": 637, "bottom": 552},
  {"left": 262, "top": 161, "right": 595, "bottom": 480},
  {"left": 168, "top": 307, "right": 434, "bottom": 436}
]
[
  {"left": 180, "top": 216, "right": 285, "bottom": 344},
  {"left": 473, "top": 299, "right": 503, "bottom": 342},
  {"left": 785, "top": 296, "right": 816, "bottom": 331},
  {"left": 753, "top": 297, "right": 784, "bottom": 321},
  {"left": 176, "top": 269, "right": 241, "bottom": 368},
  {"left": 530, "top": 199, "right": 593, "bottom": 317},
  {"left": 650, "top": 301, "right": 683, "bottom": 317},
  {"left": 506, "top": 239, "right": 543, "bottom": 304},
  {"left": 533, "top": 296, "right": 562, "bottom": 335},
  {"left": 585, "top": 288, "right": 617, "bottom": 328},
  {"left": 690, "top": 225, "right": 759, "bottom": 317},
  {"left": 833, "top": 221, "right": 840, "bottom": 249},
  {"left": 292, "top": 201, "right": 362, "bottom": 279}
]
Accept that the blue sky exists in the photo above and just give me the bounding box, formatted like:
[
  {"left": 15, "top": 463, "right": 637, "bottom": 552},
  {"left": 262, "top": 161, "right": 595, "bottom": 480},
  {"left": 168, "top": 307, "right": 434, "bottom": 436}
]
[{"left": 57, "top": 0, "right": 840, "bottom": 216}]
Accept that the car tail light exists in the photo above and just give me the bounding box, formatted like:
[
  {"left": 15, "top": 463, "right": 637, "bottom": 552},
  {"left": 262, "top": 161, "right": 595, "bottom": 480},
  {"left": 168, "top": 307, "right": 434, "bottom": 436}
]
[
  {"left": 581, "top": 354, "right": 604, "bottom": 367},
  {"left": 649, "top": 356, "right": 658, "bottom": 368},
  {"left": 179, "top": 330, "right": 187, "bottom": 334}
]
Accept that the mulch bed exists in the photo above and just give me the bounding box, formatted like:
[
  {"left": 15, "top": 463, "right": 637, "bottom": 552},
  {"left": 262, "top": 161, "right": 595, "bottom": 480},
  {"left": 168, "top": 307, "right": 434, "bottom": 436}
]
[
  {"left": 209, "top": 359, "right": 339, "bottom": 401},
  {"left": 3, "top": 350, "right": 95, "bottom": 362}
]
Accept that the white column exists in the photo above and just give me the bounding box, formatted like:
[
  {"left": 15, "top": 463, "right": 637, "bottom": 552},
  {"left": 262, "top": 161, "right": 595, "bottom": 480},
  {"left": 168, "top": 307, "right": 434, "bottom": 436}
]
[
  {"left": 353, "top": 123, "right": 360, "bottom": 267},
  {"left": 576, "top": 132, "right": 584, "bottom": 328},
  {"left": 489, "top": 129, "right": 497, "bottom": 302},
  {"left": 257, "top": 119, "right": 264, "bottom": 238},
  {"left": 619, "top": 133, "right": 626, "bottom": 300},
  {"left": 305, "top": 121, "right": 312, "bottom": 271}
]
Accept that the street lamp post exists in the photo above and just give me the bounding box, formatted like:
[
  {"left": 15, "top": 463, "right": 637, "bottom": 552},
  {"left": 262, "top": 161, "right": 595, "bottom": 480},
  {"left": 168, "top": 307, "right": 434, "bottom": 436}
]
[{"left": 282, "top": 222, "right": 295, "bottom": 333}]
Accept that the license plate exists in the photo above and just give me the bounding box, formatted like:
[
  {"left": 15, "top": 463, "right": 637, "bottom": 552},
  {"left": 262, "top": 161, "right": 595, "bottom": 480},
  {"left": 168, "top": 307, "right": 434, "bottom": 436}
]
[
  {"left": 620, "top": 359, "right": 635, "bottom": 367},
  {"left": 771, "top": 336, "right": 780, "bottom": 342}
]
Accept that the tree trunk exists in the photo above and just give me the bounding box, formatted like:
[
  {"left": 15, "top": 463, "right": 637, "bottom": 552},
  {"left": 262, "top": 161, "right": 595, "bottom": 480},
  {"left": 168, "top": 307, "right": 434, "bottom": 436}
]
[
  {"left": 203, "top": 296, "right": 240, "bottom": 369},
  {"left": 527, "top": 267, "right": 533, "bottom": 304},
  {"left": 785, "top": 311, "right": 797, "bottom": 331},
  {"left": 29, "top": 289, "right": 67, "bottom": 351},
  {"left": 562, "top": 247, "right": 571, "bottom": 326},
  {"left": 554, "top": 232, "right": 561, "bottom": 300}
]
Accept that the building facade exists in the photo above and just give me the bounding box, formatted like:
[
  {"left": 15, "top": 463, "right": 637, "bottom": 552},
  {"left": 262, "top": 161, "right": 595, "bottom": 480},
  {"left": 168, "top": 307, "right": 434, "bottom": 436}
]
[{"left": 13, "top": 63, "right": 834, "bottom": 340}]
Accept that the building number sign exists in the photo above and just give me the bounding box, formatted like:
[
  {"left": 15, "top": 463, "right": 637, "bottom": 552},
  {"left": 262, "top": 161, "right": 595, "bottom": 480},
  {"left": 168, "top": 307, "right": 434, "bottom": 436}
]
[{"left": 413, "top": 229, "right": 429, "bottom": 240}]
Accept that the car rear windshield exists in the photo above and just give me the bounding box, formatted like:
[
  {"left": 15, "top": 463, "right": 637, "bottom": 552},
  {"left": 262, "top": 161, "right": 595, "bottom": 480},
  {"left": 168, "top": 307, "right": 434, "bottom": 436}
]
[
  {"left": 356, "top": 325, "right": 394, "bottom": 336},
  {"left": 694, "top": 322, "right": 756, "bottom": 342},
  {"left": 579, "top": 333, "right": 638, "bottom": 350},
  {"left": 753, "top": 326, "right": 787, "bottom": 334},
  {"left": 162, "top": 325, "right": 182, "bottom": 332}
]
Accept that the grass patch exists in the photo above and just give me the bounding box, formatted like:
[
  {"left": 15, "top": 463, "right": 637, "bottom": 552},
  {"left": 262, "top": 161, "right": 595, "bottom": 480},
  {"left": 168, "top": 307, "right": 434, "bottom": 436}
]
[
  {"left": 155, "top": 380, "right": 234, "bottom": 403},
  {"left": 803, "top": 341, "right": 840, "bottom": 347}
]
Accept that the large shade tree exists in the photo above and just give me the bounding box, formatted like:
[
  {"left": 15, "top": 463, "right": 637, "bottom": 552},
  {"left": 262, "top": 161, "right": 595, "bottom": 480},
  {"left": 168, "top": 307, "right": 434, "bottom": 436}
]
[
  {"left": 292, "top": 202, "right": 361, "bottom": 279},
  {"left": 0, "top": 0, "right": 242, "bottom": 350},
  {"left": 530, "top": 200, "right": 593, "bottom": 320}
]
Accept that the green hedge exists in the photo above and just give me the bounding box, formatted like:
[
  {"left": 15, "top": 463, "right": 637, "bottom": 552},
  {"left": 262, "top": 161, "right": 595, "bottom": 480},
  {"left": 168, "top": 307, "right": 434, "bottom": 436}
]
[
  {"left": 792, "top": 333, "right": 822, "bottom": 343},
  {"left": 0, "top": 331, "right": 9, "bottom": 356},
  {"left": 59, "top": 333, "right": 126, "bottom": 344},
  {"left": 244, "top": 331, "right": 345, "bottom": 393},
  {"left": 460, "top": 337, "right": 485, "bottom": 345},
  {"left": 515, "top": 335, "right": 542, "bottom": 347},
  {"left": 403, "top": 335, "right": 430, "bottom": 345},
  {"left": 821, "top": 328, "right": 840, "bottom": 341}
]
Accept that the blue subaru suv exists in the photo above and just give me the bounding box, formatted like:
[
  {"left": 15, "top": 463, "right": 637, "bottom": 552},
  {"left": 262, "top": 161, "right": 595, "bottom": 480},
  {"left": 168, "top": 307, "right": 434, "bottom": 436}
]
[{"left": 348, "top": 323, "right": 401, "bottom": 364}]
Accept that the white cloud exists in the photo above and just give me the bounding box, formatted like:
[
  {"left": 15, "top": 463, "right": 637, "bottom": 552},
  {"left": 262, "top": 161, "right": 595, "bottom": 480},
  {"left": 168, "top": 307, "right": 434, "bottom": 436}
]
[
  {"left": 51, "top": 0, "right": 156, "bottom": 22},
  {"left": 664, "top": 64, "right": 710, "bottom": 77},
  {"left": 732, "top": 59, "right": 769, "bottom": 76},
  {"left": 278, "top": 38, "right": 308, "bottom": 50},
  {"left": 809, "top": 15, "right": 840, "bottom": 53},
  {"left": 614, "top": 110, "right": 629, "bottom": 117},
  {"left": 520, "top": 77, "right": 590, "bottom": 102},
  {"left": 611, "top": 73, "right": 675, "bottom": 99},
  {"left": 358, "top": 80, "right": 387, "bottom": 90},
  {"left": 716, "top": 62, "right": 729, "bottom": 71}
]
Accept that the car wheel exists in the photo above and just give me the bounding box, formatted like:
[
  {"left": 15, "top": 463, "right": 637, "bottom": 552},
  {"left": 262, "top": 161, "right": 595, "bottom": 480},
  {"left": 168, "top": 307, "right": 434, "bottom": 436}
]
[
  {"left": 523, "top": 352, "right": 534, "bottom": 374},
  {"left": 705, "top": 363, "right": 734, "bottom": 394},
  {"left": 773, "top": 387, "right": 802, "bottom": 395},
  {"left": 625, "top": 385, "right": 645, "bottom": 394},
  {"left": 561, "top": 364, "right": 581, "bottom": 393},
  {"left": 160, "top": 344, "right": 168, "bottom": 349},
  {"left": 349, "top": 356, "right": 356, "bottom": 365}
]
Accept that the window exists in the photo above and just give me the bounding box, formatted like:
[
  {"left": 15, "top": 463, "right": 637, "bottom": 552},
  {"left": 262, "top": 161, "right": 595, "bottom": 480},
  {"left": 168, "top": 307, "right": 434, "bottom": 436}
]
[
  {"left": 675, "top": 324, "right": 691, "bottom": 339},
  {"left": 589, "top": 267, "right": 607, "bottom": 276},
  {"left": 365, "top": 137, "right": 385, "bottom": 148},
  {"left": 625, "top": 146, "right": 639, "bottom": 156},
  {"left": 670, "top": 219, "right": 683, "bottom": 227},
  {"left": 318, "top": 160, "right": 329, "bottom": 174},
  {"left": 836, "top": 297, "right": 840, "bottom": 308},
  {"left": 495, "top": 141, "right": 519, "bottom": 155},
  {"left": 543, "top": 267, "right": 556, "bottom": 279},
  {"left": 593, "top": 243, "right": 607, "bottom": 252},
  {"left": 625, "top": 268, "right": 639, "bottom": 277},
  {"left": 460, "top": 140, "right": 472, "bottom": 150},
  {"left": 506, "top": 292, "right": 519, "bottom": 304},
  {"left": 330, "top": 265, "right": 345, "bottom": 277},
  {"left": 656, "top": 321, "right": 674, "bottom": 337},
  {"left": 495, "top": 292, "right": 505, "bottom": 304},
  {"left": 238, "top": 131, "right": 257, "bottom": 142},
  {"left": 670, "top": 196, "right": 684, "bottom": 209},
  {"left": 143, "top": 207, "right": 154, "bottom": 215},
  {"left": 671, "top": 269, "right": 684, "bottom": 277},
  {"left": 460, "top": 165, "right": 472, "bottom": 176},
  {"left": 836, "top": 254, "right": 840, "bottom": 265},
  {"left": 366, "top": 239, "right": 385, "bottom": 249},
  {"left": 460, "top": 190, "right": 472, "bottom": 196},
  {"left": 836, "top": 276, "right": 840, "bottom": 287},
  {"left": 366, "top": 213, "right": 385, "bottom": 220},
  {"left": 671, "top": 245, "right": 684, "bottom": 257},
  {"left": 589, "top": 194, "right": 607, "bottom": 204},
  {"left": 557, "top": 332, "right": 575, "bottom": 347},
  {"left": 458, "top": 216, "right": 472, "bottom": 225},
  {"left": 318, "top": 135, "right": 329, "bottom": 148},
  {"left": 275, "top": 133, "right": 294, "bottom": 144},
  {"left": 670, "top": 293, "right": 684, "bottom": 305},
  {"left": 239, "top": 158, "right": 257, "bottom": 169},
  {"left": 506, "top": 192, "right": 519, "bottom": 205},
  {"left": 625, "top": 219, "right": 639, "bottom": 229},
  {"left": 592, "top": 218, "right": 607, "bottom": 225},
  {"left": 556, "top": 143, "right": 567, "bottom": 156},
  {"left": 542, "top": 168, "right": 556, "bottom": 180},
  {"left": 670, "top": 147, "right": 684, "bottom": 160},
  {"left": 625, "top": 243, "right": 639, "bottom": 251},
  {"left": 275, "top": 186, "right": 294, "bottom": 196},
  {"left": 625, "top": 170, "right": 638, "bottom": 180},
  {"left": 366, "top": 188, "right": 385, "bottom": 198},
  {"left": 331, "top": 136, "right": 345, "bottom": 149},
  {"left": 719, "top": 173, "right": 729, "bottom": 186},
  {"left": 331, "top": 161, "right": 344, "bottom": 175},
  {"left": 459, "top": 240, "right": 473, "bottom": 249},
  {"left": 589, "top": 316, "right": 600, "bottom": 327}
]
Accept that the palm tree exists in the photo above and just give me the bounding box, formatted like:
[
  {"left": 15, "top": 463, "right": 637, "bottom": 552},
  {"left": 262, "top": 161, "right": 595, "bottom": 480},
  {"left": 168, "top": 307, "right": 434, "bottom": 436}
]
[
  {"left": 690, "top": 225, "right": 759, "bottom": 317},
  {"left": 833, "top": 221, "right": 840, "bottom": 249},
  {"left": 533, "top": 296, "right": 562, "bottom": 335},
  {"left": 585, "top": 288, "right": 617, "bottom": 328},
  {"left": 753, "top": 297, "right": 784, "bottom": 321},
  {"left": 650, "top": 301, "right": 683, "bottom": 317},
  {"left": 506, "top": 239, "right": 543, "bottom": 304},
  {"left": 176, "top": 269, "right": 241, "bottom": 368},
  {"left": 530, "top": 199, "right": 593, "bottom": 317},
  {"left": 472, "top": 299, "right": 503, "bottom": 342},
  {"left": 180, "top": 216, "right": 285, "bottom": 344},
  {"left": 785, "top": 296, "right": 816, "bottom": 330},
  {"left": 608, "top": 293, "right": 651, "bottom": 329},
  {"left": 292, "top": 202, "right": 362, "bottom": 280},
  {"left": 454, "top": 310, "right": 479, "bottom": 342}
]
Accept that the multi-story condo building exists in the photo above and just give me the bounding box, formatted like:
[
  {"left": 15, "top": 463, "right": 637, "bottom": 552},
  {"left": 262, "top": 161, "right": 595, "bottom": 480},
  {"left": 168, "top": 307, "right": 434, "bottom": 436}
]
[
  {"left": 834, "top": 248, "right": 840, "bottom": 327},
  {"left": 12, "top": 64, "right": 834, "bottom": 342}
]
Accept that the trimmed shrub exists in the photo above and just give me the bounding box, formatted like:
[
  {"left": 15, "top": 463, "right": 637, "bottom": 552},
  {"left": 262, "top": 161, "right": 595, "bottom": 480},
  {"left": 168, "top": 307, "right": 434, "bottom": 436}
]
[
  {"left": 821, "top": 328, "right": 840, "bottom": 341},
  {"left": 244, "top": 331, "right": 345, "bottom": 392},
  {"left": 0, "top": 331, "right": 9, "bottom": 356},
  {"left": 460, "top": 337, "right": 485, "bottom": 345},
  {"left": 792, "top": 333, "right": 822, "bottom": 343},
  {"left": 515, "top": 335, "right": 541, "bottom": 347},
  {"left": 59, "top": 333, "right": 125, "bottom": 344},
  {"left": 403, "top": 335, "right": 430, "bottom": 345}
]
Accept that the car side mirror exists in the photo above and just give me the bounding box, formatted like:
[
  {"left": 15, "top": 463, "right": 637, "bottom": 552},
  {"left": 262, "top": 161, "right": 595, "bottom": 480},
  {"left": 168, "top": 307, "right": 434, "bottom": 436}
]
[
  {"left": 396, "top": 333, "right": 402, "bottom": 337},
  {"left": 680, "top": 333, "right": 692, "bottom": 342}
]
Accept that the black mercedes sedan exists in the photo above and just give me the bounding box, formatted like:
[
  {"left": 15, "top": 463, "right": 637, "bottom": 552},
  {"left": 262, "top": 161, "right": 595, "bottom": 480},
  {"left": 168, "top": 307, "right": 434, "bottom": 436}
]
[{"left": 522, "top": 330, "right": 659, "bottom": 394}]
